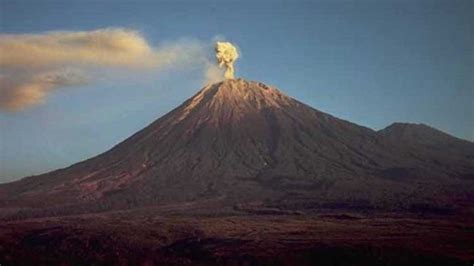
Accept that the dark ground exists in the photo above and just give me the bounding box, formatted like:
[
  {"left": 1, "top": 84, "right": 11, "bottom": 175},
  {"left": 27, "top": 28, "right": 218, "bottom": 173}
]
[{"left": 1, "top": 204, "right": 473, "bottom": 266}]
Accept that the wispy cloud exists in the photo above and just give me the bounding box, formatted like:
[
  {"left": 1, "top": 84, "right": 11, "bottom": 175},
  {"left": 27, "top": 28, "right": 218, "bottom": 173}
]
[
  {"left": 0, "top": 28, "right": 214, "bottom": 111},
  {"left": 0, "top": 69, "right": 88, "bottom": 111}
]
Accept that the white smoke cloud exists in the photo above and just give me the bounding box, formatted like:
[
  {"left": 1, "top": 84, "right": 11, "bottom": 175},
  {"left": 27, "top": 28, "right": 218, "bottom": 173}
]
[
  {"left": 0, "top": 28, "right": 211, "bottom": 111},
  {"left": 215, "top": 42, "right": 239, "bottom": 79},
  {"left": 0, "top": 69, "right": 88, "bottom": 111},
  {"left": 203, "top": 61, "right": 224, "bottom": 84},
  {"left": 0, "top": 28, "right": 197, "bottom": 69}
]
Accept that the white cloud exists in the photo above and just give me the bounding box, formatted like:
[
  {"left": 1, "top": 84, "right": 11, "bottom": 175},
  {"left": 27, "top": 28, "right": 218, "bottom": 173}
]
[{"left": 0, "top": 28, "right": 213, "bottom": 111}]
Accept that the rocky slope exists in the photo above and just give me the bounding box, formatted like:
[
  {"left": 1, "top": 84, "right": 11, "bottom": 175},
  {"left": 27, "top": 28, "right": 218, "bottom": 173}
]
[{"left": 1, "top": 79, "right": 473, "bottom": 216}]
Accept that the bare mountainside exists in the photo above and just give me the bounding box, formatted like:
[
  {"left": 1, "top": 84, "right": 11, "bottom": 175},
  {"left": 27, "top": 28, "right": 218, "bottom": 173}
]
[
  {"left": 1, "top": 79, "right": 474, "bottom": 265},
  {"left": 0, "top": 79, "right": 473, "bottom": 217}
]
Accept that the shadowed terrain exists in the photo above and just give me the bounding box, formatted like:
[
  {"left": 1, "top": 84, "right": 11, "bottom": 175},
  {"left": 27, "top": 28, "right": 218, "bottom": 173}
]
[
  {"left": 1, "top": 208, "right": 472, "bottom": 265},
  {"left": 0, "top": 79, "right": 473, "bottom": 265}
]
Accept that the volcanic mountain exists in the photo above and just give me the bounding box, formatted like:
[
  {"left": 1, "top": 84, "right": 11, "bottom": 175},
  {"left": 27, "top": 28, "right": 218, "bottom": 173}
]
[{"left": 1, "top": 79, "right": 473, "bottom": 217}]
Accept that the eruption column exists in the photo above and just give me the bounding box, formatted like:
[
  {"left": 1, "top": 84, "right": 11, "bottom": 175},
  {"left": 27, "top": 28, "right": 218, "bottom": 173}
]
[{"left": 215, "top": 42, "right": 239, "bottom": 79}]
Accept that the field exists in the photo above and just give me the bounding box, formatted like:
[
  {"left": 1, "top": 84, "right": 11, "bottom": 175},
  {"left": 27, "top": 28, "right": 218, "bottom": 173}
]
[{"left": 1, "top": 204, "right": 472, "bottom": 265}]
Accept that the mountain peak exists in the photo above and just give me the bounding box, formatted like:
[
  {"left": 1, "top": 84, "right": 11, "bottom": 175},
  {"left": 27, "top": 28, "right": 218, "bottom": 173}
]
[
  {"left": 379, "top": 122, "right": 471, "bottom": 144},
  {"left": 203, "top": 79, "right": 293, "bottom": 108},
  {"left": 382, "top": 122, "right": 431, "bottom": 131},
  {"left": 176, "top": 79, "right": 295, "bottom": 125},
  {"left": 1, "top": 79, "right": 472, "bottom": 216}
]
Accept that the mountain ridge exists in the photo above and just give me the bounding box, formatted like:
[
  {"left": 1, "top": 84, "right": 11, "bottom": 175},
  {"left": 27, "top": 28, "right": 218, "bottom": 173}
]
[{"left": 0, "top": 79, "right": 473, "bottom": 218}]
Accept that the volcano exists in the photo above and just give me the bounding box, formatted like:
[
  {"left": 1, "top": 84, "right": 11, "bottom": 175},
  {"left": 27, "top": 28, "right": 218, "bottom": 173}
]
[
  {"left": 1, "top": 79, "right": 473, "bottom": 214},
  {"left": 1, "top": 79, "right": 473, "bottom": 265}
]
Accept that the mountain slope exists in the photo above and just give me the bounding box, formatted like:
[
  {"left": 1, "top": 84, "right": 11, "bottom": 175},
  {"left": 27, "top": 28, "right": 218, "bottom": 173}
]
[
  {"left": 379, "top": 122, "right": 474, "bottom": 157},
  {"left": 1, "top": 79, "right": 473, "bottom": 216}
]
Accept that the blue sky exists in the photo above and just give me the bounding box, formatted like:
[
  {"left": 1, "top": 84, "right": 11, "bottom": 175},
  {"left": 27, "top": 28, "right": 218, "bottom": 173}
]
[{"left": 0, "top": 0, "right": 472, "bottom": 182}]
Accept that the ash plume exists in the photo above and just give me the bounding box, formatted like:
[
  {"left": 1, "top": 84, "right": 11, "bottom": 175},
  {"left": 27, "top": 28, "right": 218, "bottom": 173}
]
[
  {"left": 0, "top": 28, "right": 206, "bottom": 111},
  {"left": 215, "top": 42, "right": 239, "bottom": 79}
]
